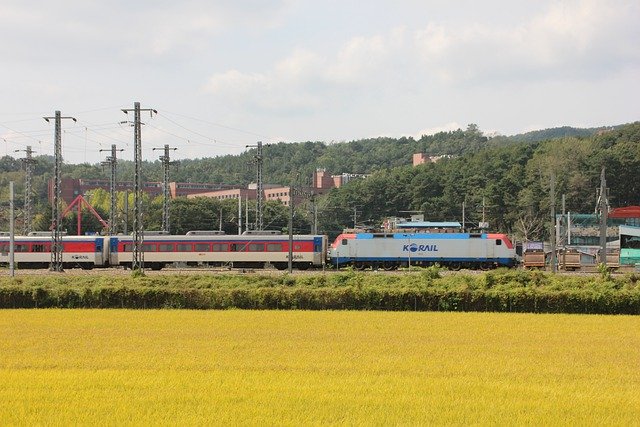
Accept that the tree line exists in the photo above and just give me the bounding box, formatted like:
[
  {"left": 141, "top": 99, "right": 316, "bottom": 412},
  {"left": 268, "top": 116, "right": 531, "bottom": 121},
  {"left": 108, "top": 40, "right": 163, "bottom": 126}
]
[{"left": 0, "top": 122, "right": 637, "bottom": 240}]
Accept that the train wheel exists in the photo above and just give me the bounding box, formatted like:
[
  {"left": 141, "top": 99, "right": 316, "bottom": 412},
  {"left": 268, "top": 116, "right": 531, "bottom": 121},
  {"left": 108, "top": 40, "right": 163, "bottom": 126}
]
[
  {"left": 353, "top": 261, "right": 366, "bottom": 270},
  {"left": 296, "top": 263, "right": 310, "bottom": 271},
  {"left": 273, "top": 262, "right": 288, "bottom": 271},
  {"left": 448, "top": 262, "right": 462, "bottom": 271},
  {"left": 479, "top": 262, "right": 492, "bottom": 271},
  {"left": 382, "top": 261, "right": 396, "bottom": 271}
]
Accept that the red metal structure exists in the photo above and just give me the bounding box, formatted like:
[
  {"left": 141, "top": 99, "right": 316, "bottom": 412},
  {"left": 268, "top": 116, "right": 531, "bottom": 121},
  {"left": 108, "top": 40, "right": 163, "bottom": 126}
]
[{"left": 56, "top": 195, "right": 108, "bottom": 235}]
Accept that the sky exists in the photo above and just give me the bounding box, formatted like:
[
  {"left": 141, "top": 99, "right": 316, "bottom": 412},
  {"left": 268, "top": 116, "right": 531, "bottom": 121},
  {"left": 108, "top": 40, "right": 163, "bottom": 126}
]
[{"left": 0, "top": 0, "right": 638, "bottom": 165}]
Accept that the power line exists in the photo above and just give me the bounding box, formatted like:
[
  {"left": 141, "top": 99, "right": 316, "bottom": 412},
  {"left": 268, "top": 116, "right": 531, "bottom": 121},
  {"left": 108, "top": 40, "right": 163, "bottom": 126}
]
[
  {"left": 145, "top": 122, "right": 241, "bottom": 149},
  {"left": 74, "top": 105, "right": 127, "bottom": 114},
  {"left": 0, "top": 123, "right": 48, "bottom": 144},
  {"left": 67, "top": 121, "right": 130, "bottom": 146},
  {"left": 156, "top": 113, "right": 224, "bottom": 141},
  {"left": 159, "top": 109, "right": 268, "bottom": 139}
]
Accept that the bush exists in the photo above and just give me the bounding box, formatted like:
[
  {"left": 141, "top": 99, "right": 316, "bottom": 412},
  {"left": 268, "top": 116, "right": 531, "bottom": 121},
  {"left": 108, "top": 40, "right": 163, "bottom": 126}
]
[{"left": 0, "top": 272, "right": 638, "bottom": 314}]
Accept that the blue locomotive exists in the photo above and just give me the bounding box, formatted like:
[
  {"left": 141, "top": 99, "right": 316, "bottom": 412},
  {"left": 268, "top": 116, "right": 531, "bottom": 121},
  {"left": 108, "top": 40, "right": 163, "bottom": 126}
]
[{"left": 329, "top": 231, "right": 517, "bottom": 270}]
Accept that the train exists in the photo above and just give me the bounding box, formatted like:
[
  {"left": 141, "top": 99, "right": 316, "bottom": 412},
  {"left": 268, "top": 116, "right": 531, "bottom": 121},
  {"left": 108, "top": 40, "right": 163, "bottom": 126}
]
[
  {"left": 329, "top": 231, "right": 517, "bottom": 270},
  {"left": 0, "top": 232, "right": 327, "bottom": 271},
  {"left": 0, "top": 230, "right": 517, "bottom": 271}
]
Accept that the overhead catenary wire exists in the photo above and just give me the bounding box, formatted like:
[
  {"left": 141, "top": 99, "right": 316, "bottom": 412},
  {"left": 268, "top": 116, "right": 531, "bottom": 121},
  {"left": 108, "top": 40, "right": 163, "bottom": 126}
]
[
  {"left": 159, "top": 109, "right": 268, "bottom": 139},
  {"left": 0, "top": 123, "right": 50, "bottom": 144},
  {"left": 2, "top": 105, "right": 276, "bottom": 162},
  {"left": 145, "top": 122, "right": 246, "bottom": 150}
]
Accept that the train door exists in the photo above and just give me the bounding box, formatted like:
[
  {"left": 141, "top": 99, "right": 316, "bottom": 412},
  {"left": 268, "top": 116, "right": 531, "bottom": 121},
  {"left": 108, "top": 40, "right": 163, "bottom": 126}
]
[
  {"left": 109, "top": 237, "right": 119, "bottom": 266},
  {"left": 94, "top": 238, "right": 104, "bottom": 266},
  {"left": 313, "top": 236, "right": 323, "bottom": 266}
]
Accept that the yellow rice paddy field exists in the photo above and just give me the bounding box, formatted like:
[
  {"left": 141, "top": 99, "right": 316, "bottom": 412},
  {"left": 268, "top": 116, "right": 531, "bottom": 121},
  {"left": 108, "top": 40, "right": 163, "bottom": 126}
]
[{"left": 1, "top": 310, "right": 639, "bottom": 425}]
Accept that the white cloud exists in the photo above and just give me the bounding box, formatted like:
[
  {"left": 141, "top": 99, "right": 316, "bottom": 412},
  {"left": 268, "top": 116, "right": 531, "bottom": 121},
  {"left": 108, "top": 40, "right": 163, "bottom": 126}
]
[
  {"left": 414, "top": 24, "right": 451, "bottom": 57},
  {"left": 326, "top": 29, "right": 405, "bottom": 84},
  {"left": 204, "top": 28, "right": 410, "bottom": 112},
  {"left": 206, "top": 70, "right": 269, "bottom": 96},
  {"left": 414, "top": 0, "right": 640, "bottom": 84},
  {"left": 1, "top": 0, "right": 638, "bottom": 165},
  {"left": 275, "top": 49, "right": 324, "bottom": 82},
  {"left": 204, "top": 0, "right": 639, "bottom": 117},
  {"left": 0, "top": 1, "right": 294, "bottom": 62}
]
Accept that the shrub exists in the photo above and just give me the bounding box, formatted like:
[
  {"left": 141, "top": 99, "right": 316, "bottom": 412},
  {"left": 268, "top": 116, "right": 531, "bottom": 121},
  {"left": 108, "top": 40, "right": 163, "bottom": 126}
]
[{"left": 0, "top": 272, "right": 639, "bottom": 314}]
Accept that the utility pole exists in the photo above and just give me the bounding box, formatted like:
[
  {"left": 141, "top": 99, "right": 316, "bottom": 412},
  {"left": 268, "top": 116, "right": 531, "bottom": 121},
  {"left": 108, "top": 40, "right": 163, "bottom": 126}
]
[
  {"left": 598, "top": 167, "right": 609, "bottom": 265},
  {"left": 481, "top": 196, "right": 486, "bottom": 229},
  {"left": 462, "top": 199, "right": 466, "bottom": 232},
  {"left": 15, "top": 146, "right": 36, "bottom": 234},
  {"left": 351, "top": 205, "right": 363, "bottom": 229},
  {"left": 561, "top": 194, "right": 566, "bottom": 245},
  {"left": 550, "top": 171, "right": 556, "bottom": 273},
  {"left": 311, "top": 195, "right": 318, "bottom": 235},
  {"left": 123, "top": 190, "right": 129, "bottom": 234},
  {"left": 246, "top": 141, "right": 269, "bottom": 230},
  {"left": 288, "top": 180, "right": 295, "bottom": 273},
  {"left": 238, "top": 196, "right": 242, "bottom": 235},
  {"left": 44, "top": 110, "right": 76, "bottom": 272},
  {"left": 245, "top": 196, "right": 249, "bottom": 232},
  {"left": 122, "top": 102, "right": 156, "bottom": 272},
  {"left": 152, "top": 144, "right": 177, "bottom": 233},
  {"left": 353, "top": 206, "right": 357, "bottom": 229},
  {"left": 100, "top": 144, "right": 124, "bottom": 235},
  {"left": 561, "top": 194, "right": 566, "bottom": 269},
  {"left": 9, "top": 182, "right": 15, "bottom": 277}
]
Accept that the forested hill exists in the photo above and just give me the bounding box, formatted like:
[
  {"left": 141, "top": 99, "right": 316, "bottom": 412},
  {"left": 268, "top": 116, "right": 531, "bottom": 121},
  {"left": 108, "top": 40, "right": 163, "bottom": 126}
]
[
  {"left": 168, "top": 123, "right": 619, "bottom": 184},
  {"left": 0, "top": 123, "right": 617, "bottom": 189},
  {"left": 318, "top": 122, "right": 640, "bottom": 237},
  {"left": 490, "top": 125, "right": 625, "bottom": 145},
  {"left": 154, "top": 123, "right": 493, "bottom": 185},
  {"left": 165, "top": 124, "right": 613, "bottom": 184},
  {"left": 0, "top": 122, "right": 637, "bottom": 239}
]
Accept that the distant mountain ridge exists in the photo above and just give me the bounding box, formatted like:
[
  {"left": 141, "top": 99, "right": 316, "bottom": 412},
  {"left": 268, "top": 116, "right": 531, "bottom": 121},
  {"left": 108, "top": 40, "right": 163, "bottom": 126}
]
[
  {"left": 0, "top": 122, "right": 634, "bottom": 189},
  {"left": 1, "top": 121, "right": 637, "bottom": 237},
  {"left": 493, "top": 124, "right": 628, "bottom": 144}
]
